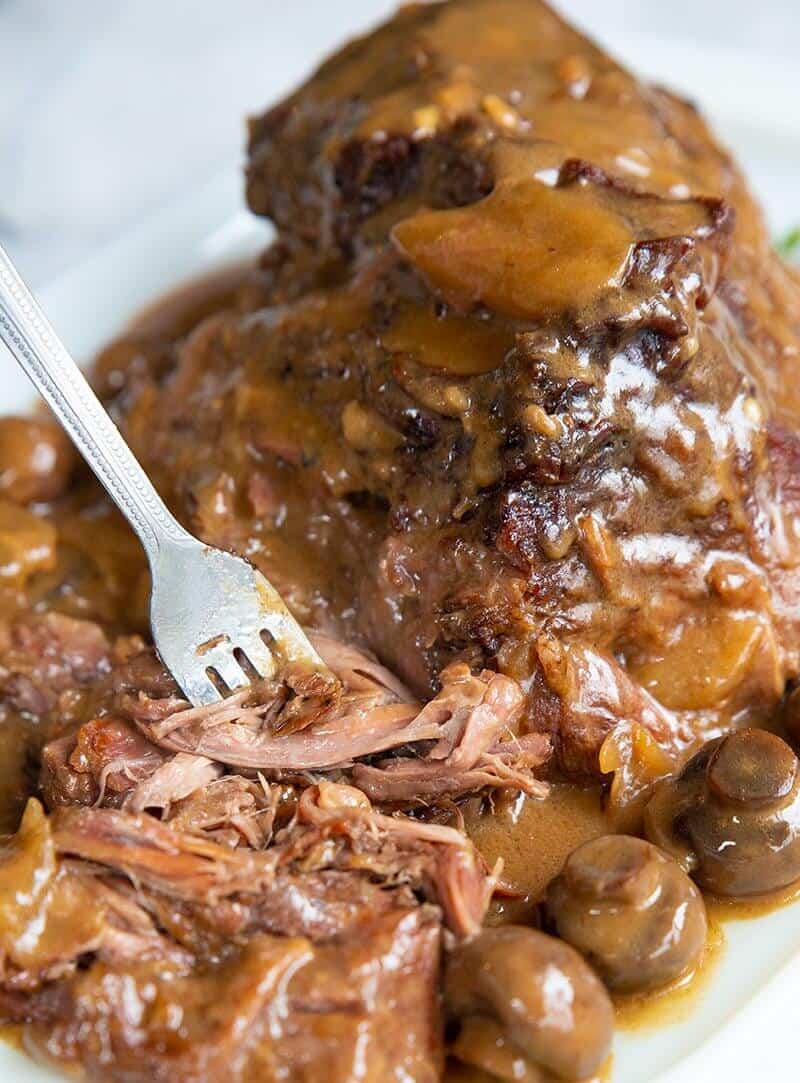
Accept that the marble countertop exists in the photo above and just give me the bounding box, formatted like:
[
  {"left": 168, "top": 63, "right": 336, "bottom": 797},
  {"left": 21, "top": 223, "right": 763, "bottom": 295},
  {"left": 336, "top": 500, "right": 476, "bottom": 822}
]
[{"left": 1, "top": 0, "right": 798, "bottom": 286}]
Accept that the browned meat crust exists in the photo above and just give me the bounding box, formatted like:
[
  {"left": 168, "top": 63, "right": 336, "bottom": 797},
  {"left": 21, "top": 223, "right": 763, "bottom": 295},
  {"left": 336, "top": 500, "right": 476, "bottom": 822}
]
[{"left": 234, "top": 0, "right": 800, "bottom": 768}]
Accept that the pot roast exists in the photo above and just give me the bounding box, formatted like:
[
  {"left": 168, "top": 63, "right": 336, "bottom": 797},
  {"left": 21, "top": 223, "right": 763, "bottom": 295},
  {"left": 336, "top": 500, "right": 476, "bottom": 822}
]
[{"left": 2, "top": 1, "right": 800, "bottom": 1080}]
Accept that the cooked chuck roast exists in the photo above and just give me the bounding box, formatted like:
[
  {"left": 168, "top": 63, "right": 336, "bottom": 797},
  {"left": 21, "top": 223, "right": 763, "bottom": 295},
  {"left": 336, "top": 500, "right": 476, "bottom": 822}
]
[
  {"left": 2, "top": 0, "right": 800, "bottom": 1078},
  {"left": 241, "top": 0, "right": 800, "bottom": 774},
  {"left": 546, "top": 835, "right": 707, "bottom": 991}
]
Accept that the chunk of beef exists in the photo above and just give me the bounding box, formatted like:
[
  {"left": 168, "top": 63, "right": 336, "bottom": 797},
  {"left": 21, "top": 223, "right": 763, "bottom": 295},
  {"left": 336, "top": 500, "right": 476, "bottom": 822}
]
[
  {"left": 51, "top": 805, "right": 280, "bottom": 900},
  {"left": 295, "top": 782, "right": 495, "bottom": 938},
  {"left": 40, "top": 716, "right": 168, "bottom": 809},
  {"left": 9, "top": 4, "right": 800, "bottom": 1079},
  {"left": 0, "top": 613, "right": 110, "bottom": 719},
  {"left": 350, "top": 662, "right": 550, "bottom": 804},
  {"left": 0, "top": 800, "right": 186, "bottom": 1002},
  {"left": 143, "top": 869, "right": 411, "bottom": 950},
  {"left": 26, "top": 906, "right": 442, "bottom": 1083},
  {"left": 50, "top": 783, "right": 494, "bottom": 939},
  {"left": 123, "top": 637, "right": 545, "bottom": 804},
  {"left": 229, "top": 0, "right": 800, "bottom": 781},
  {"left": 124, "top": 752, "right": 223, "bottom": 814},
  {"left": 351, "top": 731, "right": 550, "bottom": 805},
  {"left": 1, "top": 804, "right": 445, "bottom": 1083},
  {"left": 161, "top": 774, "right": 277, "bottom": 848},
  {"left": 534, "top": 634, "right": 691, "bottom": 776}
]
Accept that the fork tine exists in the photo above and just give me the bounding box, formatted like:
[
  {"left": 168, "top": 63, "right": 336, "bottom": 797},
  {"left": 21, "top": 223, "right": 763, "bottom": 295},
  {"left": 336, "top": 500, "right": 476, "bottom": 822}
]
[
  {"left": 202, "top": 647, "right": 249, "bottom": 695},
  {"left": 238, "top": 636, "right": 276, "bottom": 682},
  {"left": 180, "top": 668, "right": 226, "bottom": 707},
  {"left": 150, "top": 537, "right": 332, "bottom": 708}
]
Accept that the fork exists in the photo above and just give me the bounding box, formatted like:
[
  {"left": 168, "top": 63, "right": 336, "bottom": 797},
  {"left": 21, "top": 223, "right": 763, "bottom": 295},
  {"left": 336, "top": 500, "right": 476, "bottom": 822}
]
[{"left": 0, "top": 243, "right": 331, "bottom": 706}]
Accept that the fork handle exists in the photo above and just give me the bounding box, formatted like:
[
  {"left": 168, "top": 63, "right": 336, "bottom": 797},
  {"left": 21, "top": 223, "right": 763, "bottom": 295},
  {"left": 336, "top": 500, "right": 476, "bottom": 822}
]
[{"left": 0, "top": 243, "right": 188, "bottom": 560}]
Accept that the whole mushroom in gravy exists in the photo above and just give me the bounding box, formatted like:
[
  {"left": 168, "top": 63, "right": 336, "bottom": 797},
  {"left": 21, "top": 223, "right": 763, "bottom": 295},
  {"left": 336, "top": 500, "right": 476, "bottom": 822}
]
[
  {"left": 645, "top": 728, "right": 800, "bottom": 896},
  {"left": 546, "top": 835, "right": 707, "bottom": 992},
  {"left": 0, "top": 416, "right": 75, "bottom": 504},
  {"left": 444, "top": 925, "right": 614, "bottom": 1081},
  {"left": 782, "top": 683, "right": 800, "bottom": 748}
]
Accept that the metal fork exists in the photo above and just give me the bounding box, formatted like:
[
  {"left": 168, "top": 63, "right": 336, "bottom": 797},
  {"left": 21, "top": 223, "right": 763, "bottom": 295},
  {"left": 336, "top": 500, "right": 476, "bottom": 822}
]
[{"left": 0, "top": 243, "right": 330, "bottom": 706}]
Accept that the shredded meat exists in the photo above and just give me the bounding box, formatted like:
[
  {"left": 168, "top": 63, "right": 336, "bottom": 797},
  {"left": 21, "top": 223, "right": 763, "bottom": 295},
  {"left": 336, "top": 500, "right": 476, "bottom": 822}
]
[
  {"left": 0, "top": 613, "right": 110, "bottom": 717},
  {"left": 164, "top": 775, "right": 280, "bottom": 848},
  {"left": 124, "top": 753, "right": 223, "bottom": 813},
  {"left": 135, "top": 653, "right": 534, "bottom": 779},
  {"left": 49, "top": 785, "right": 493, "bottom": 939},
  {"left": 41, "top": 716, "right": 167, "bottom": 809},
  {"left": 352, "top": 732, "right": 550, "bottom": 804}
]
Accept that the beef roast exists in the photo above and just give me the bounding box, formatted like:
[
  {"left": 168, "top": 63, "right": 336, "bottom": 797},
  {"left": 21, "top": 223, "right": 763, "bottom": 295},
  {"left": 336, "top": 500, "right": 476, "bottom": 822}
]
[
  {"left": 106, "top": 0, "right": 800, "bottom": 781},
  {"left": 27, "top": 907, "right": 442, "bottom": 1083},
  {"left": 3, "top": 1, "right": 800, "bottom": 1080}
]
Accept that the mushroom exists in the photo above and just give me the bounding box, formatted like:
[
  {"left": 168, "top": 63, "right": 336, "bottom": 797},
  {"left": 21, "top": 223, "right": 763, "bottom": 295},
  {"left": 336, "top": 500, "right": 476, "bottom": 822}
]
[
  {"left": 782, "top": 683, "right": 800, "bottom": 748},
  {"left": 644, "top": 728, "right": 800, "bottom": 896},
  {"left": 0, "top": 416, "right": 75, "bottom": 504},
  {"left": 444, "top": 925, "right": 614, "bottom": 1081},
  {"left": 546, "top": 835, "right": 707, "bottom": 992}
]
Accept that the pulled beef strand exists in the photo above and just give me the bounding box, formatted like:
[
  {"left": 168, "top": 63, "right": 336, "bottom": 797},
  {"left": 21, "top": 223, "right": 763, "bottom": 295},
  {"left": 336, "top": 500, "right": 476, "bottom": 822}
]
[
  {"left": 129, "top": 644, "right": 545, "bottom": 797},
  {"left": 33, "top": 632, "right": 547, "bottom": 815},
  {"left": 297, "top": 781, "right": 496, "bottom": 938},
  {"left": 50, "top": 785, "right": 494, "bottom": 938},
  {"left": 124, "top": 752, "right": 224, "bottom": 813}
]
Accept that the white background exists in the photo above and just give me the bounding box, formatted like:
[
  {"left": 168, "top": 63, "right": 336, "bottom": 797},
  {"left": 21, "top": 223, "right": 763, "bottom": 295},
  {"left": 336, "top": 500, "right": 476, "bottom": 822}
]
[{"left": 0, "top": 0, "right": 799, "bottom": 285}]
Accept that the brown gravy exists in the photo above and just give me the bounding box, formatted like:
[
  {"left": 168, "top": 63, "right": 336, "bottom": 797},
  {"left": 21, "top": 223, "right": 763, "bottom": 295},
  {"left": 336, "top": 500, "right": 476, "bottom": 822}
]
[
  {"left": 464, "top": 783, "right": 611, "bottom": 923},
  {"left": 6, "top": 0, "right": 800, "bottom": 1076},
  {"left": 2, "top": 260, "right": 799, "bottom": 1083},
  {"left": 462, "top": 782, "right": 728, "bottom": 1042},
  {"left": 0, "top": 1023, "right": 21, "bottom": 1051},
  {"left": 445, "top": 1056, "right": 613, "bottom": 1083},
  {"left": 705, "top": 881, "right": 800, "bottom": 922},
  {"left": 2, "top": 256, "right": 796, "bottom": 1083},
  {"left": 0, "top": 263, "right": 773, "bottom": 1080}
]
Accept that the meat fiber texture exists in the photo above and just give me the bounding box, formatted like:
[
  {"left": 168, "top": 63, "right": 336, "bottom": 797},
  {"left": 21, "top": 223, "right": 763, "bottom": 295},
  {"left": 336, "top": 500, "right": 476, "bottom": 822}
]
[{"left": 226, "top": 0, "right": 800, "bottom": 770}]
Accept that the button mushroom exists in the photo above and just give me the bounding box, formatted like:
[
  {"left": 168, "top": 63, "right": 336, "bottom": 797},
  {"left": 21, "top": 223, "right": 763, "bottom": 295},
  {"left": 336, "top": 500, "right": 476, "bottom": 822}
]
[
  {"left": 444, "top": 925, "right": 614, "bottom": 1081},
  {"left": 546, "top": 835, "right": 707, "bottom": 992},
  {"left": 0, "top": 416, "right": 75, "bottom": 504},
  {"left": 782, "top": 683, "right": 800, "bottom": 748},
  {"left": 644, "top": 728, "right": 800, "bottom": 896}
]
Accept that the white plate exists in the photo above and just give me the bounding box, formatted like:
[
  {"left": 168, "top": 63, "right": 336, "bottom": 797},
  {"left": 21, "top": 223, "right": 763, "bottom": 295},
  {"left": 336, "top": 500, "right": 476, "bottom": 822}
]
[{"left": 2, "top": 25, "right": 799, "bottom": 1083}]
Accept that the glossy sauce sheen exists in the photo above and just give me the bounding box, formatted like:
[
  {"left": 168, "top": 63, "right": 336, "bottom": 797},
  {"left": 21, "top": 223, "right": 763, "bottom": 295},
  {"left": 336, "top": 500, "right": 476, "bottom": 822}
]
[
  {"left": 612, "top": 923, "right": 724, "bottom": 1032},
  {"left": 465, "top": 784, "right": 611, "bottom": 921},
  {"left": 0, "top": 264, "right": 728, "bottom": 1083}
]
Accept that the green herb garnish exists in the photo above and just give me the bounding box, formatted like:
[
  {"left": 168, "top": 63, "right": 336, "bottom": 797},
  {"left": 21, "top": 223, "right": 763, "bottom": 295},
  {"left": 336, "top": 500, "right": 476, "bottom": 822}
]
[{"left": 777, "top": 227, "right": 800, "bottom": 259}]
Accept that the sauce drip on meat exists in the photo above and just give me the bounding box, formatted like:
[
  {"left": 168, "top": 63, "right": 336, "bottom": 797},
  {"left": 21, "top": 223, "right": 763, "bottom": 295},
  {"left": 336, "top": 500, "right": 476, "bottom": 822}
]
[
  {"left": 392, "top": 178, "right": 638, "bottom": 320},
  {"left": 3, "top": 1, "right": 800, "bottom": 1080}
]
